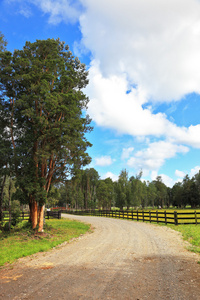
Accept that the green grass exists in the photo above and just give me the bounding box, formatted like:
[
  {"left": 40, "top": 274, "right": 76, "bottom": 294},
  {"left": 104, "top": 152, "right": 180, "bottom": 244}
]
[
  {"left": 0, "top": 218, "right": 90, "bottom": 267},
  {"left": 166, "top": 224, "right": 200, "bottom": 254}
]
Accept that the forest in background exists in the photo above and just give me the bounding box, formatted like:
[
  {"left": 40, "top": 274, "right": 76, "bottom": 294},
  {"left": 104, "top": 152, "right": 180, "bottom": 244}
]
[{"left": 2, "top": 168, "right": 199, "bottom": 212}]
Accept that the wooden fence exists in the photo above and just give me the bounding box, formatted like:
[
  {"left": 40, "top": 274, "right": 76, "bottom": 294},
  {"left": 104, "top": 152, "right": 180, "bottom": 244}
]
[
  {"left": 2, "top": 210, "right": 61, "bottom": 222},
  {"left": 62, "top": 209, "right": 200, "bottom": 225},
  {"left": 46, "top": 210, "right": 61, "bottom": 219},
  {"left": 2, "top": 212, "right": 30, "bottom": 221}
]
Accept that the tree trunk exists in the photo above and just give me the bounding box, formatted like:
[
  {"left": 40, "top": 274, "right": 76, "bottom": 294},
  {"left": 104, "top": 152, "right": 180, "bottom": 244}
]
[
  {"left": 30, "top": 199, "right": 38, "bottom": 229},
  {"left": 8, "top": 178, "right": 12, "bottom": 231},
  {"left": 0, "top": 175, "right": 6, "bottom": 222},
  {"left": 38, "top": 205, "right": 45, "bottom": 232}
]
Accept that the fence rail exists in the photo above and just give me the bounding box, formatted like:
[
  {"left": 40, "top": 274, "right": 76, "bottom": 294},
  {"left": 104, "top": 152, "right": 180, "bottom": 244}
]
[
  {"left": 2, "top": 212, "right": 30, "bottom": 221},
  {"left": 62, "top": 209, "right": 200, "bottom": 225},
  {"left": 2, "top": 210, "right": 62, "bottom": 222},
  {"left": 46, "top": 210, "right": 61, "bottom": 219}
]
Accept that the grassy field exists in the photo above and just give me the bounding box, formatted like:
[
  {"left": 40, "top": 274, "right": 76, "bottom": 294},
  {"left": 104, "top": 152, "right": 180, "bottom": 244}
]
[{"left": 0, "top": 218, "right": 90, "bottom": 267}]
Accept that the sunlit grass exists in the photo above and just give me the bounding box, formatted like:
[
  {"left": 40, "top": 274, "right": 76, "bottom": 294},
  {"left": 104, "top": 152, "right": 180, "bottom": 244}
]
[
  {"left": 0, "top": 218, "right": 90, "bottom": 267},
  {"left": 166, "top": 224, "right": 200, "bottom": 254}
]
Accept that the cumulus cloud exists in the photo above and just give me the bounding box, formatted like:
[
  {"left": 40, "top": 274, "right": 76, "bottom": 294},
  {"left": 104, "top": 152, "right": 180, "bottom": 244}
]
[
  {"left": 95, "top": 155, "right": 113, "bottom": 166},
  {"left": 159, "top": 174, "right": 175, "bottom": 188},
  {"left": 175, "top": 170, "right": 186, "bottom": 178},
  {"left": 102, "top": 171, "right": 118, "bottom": 181},
  {"left": 86, "top": 63, "right": 200, "bottom": 149},
  {"left": 80, "top": 0, "right": 200, "bottom": 101},
  {"left": 127, "top": 141, "right": 189, "bottom": 173}
]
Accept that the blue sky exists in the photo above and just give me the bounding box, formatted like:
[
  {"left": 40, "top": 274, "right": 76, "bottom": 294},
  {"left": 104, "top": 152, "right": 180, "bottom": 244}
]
[{"left": 1, "top": 0, "right": 200, "bottom": 187}]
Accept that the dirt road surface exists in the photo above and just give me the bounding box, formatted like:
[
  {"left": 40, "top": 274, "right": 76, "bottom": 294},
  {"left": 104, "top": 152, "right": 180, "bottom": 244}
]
[{"left": 0, "top": 214, "right": 200, "bottom": 300}]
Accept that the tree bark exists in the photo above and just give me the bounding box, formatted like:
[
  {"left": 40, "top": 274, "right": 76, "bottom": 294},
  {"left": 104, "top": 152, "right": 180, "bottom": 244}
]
[
  {"left": 8, "top": 178, "right": 12, "bottom": 231},
  {"left": 0, "top": 174, "right": 6, "bottom": 222},
  {"left": 38, "top": 205, "right": 45, "bottom": 232},
  {"left": 30, "top": 199, "right": 38, "bottom": 229}
]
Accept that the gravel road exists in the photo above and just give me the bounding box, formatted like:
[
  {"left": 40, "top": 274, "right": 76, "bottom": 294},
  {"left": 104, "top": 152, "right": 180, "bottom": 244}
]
[{"left": 0, "top": 214, "right": 200, "bottom": 300}]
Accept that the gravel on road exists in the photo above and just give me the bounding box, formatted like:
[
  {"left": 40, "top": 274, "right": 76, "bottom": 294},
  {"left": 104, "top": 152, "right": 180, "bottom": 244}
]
[{"left": 0, "top": 214, "right": 200, "bottom": 300}]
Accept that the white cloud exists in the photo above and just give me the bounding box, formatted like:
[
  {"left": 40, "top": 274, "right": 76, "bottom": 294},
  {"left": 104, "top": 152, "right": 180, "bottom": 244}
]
[
  {"left": 127, "top": 141, "right": 189, "bottom": 172},
  {"left": 121, "top": 147, "right": 134, "bottom": 160},
  {"left": 150, "top": 171, "right": 175, "bottom": 187},
  {"left": 102, "top": 171, "right": 118, "bottom": 181},
  {"left": 86, "top": 63, "right": 200, "bottom": 149},
  {"left": 190, "top": 166, "right": 200, "bottom": 177},
  {"left": 159, "top": 174, "right": 175, "bottom": 188},
  {"left": 95, "top": 155, "right": 113, "bottom": 166},
  {"left": 80, "top": 0, "right": 200, "bottom": 101},
  {"left": 174, "top": 166, "right": 200, "bottom": 179},
  {"left": 35, "top": 0, "right": 81, "bottom": 24},
  {"left": 13, "top": 0, "right": 200, "bottom": 104},
  {"left": 175, "top": 170, "right": 186, "bottom": 178}
]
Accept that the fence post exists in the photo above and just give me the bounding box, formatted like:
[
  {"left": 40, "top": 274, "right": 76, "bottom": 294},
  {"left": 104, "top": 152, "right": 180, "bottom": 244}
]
[
  {"left": 174, "top": 211, "right": 178, "bottom": 225},
  {"left": 149, "top": 211, "right": 151, "bottom": 223},
  {"left": 137, "top": 210, "right": 139, "bottom": 221},
  {"left": 156, "top": 211, "right": 158, "bottom": 223},
  {"left": 164, "top": 211, "right": 167, "bottom": 224},
  {"left": 132, "top": 210, "right": 133, "bottom": 220},
  {"left": 195, "top": 211, "right": 197, "bottom": 225},
  {"left": 142, "top": 210, "right": 144, "bottom": 222}
]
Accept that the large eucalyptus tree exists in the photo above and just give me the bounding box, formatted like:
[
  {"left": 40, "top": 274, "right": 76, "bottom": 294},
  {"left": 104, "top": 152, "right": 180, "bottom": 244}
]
[{"left": 0, "top": 38, "right": 92, "bottom": 231}]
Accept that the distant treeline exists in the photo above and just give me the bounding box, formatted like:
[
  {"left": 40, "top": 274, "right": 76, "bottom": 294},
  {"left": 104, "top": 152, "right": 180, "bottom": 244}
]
[{"left": 41, "top": 169, "right": 200, "bottom": 210}]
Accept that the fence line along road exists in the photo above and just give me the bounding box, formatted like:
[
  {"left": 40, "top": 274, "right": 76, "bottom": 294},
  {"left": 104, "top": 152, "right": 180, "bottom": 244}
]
[
  {"left": 62, "top": 209, "right": 200, "bottom": 225},
  {"left": 2, "top": 210, "right": 61, "bottom": 222}
]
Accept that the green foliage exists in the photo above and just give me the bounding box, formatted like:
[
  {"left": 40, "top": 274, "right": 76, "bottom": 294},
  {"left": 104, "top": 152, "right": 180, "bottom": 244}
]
[
  {"left": 10, "top": 200, "right": 21, "bottom": 226},
  {"left": 96, "top": 179, "right": 114, "bottom": 209},
  {"left": 2, "top": 200, "right": 21, "bottom": 231},
  {"left": 47, "top": 185, "right": 60, "bottom": 208},
  {"left": 152, "top": 176, "right": 168, "bottom": 208},
  {"left": 171, "top": 172, "right": 200, "bottom": 208},
  {"left": 115, "top": 169, "right": 129, "bottom": 210},
  {"left": 0, "top": 31, "right": 7, "bottom": 52}
]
